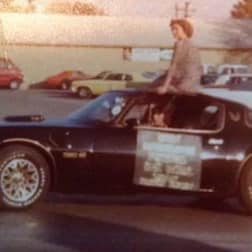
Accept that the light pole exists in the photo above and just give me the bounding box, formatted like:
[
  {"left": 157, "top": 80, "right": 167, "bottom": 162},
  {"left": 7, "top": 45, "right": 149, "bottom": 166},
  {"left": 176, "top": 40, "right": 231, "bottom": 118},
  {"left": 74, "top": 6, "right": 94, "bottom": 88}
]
[{"left": 175, "top": 1, "right": 196, "bottom": 18}]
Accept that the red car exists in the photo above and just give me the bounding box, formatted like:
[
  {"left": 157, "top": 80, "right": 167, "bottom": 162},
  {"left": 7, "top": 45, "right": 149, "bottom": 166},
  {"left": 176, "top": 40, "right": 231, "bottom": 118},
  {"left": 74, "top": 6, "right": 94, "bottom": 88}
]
[
  {"left": 37, "top": 70, "right": 93, "bottom": 90},
  {"left": 0, "top": 58, "right": 23, "bottom": 89}
]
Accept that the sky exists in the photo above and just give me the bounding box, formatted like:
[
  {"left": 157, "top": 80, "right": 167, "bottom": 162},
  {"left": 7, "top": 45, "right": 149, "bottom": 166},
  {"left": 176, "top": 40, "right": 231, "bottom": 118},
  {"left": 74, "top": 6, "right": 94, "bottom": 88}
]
[
  {"left": 88, "top": 0, "right": 238, "bottom": 20},
  {"left": 32, "top": 0, "right": 239, "bottom": 20}
]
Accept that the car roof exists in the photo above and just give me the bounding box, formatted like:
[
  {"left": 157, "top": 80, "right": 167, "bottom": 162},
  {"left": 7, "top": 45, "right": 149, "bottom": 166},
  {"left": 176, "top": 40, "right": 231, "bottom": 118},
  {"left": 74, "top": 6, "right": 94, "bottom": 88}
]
[
  {"left": 219, "top": 73, "right": 252, "bottom": 78},
  {"left": 201, "top": 88, "right": 252, "bottom": 109},
  {"left": 230, "top": 74, "right": 252, "bottom": 78},
  {"left": 110, "top": 87, "right": 252, "bottom": 109},
  {"left": 218, "top": 64, "right": 248, "bottom": 68}
]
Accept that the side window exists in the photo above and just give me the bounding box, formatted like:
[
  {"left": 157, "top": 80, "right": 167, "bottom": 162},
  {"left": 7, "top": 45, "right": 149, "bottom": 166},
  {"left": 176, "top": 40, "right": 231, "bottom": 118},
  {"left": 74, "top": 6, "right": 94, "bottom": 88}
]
[
  {"left": 123, "top": 103, "right": 149, "bottom": 124},
  {"left": 169, "top": 97, "right": 223, "bottom": 131},
  {"left": 96, "top": 71, "right": 109, "bottom": 79},
  {"left": 107, "top": 74, "right": 123, "bottom": 80},
  {"left": 238, "top": 67, "right": 248, "bottom": 74},
  {"left": 106, "top": 74, "right": 116, "bottom": 80},
  {"left": 248, "top": 78, "right": 252, "bottom": 85},
  {"left": 233, "top": 77, "right": 241, "bottom": 85},
  {"left": 125, "top": 74, "right": 133, "bottom": 81},
  {"left": 199, "top": 105, "right": 222, "bottom": 130},
  {"left": 115, "top": 74, "right": 123, "bottom": 80}
]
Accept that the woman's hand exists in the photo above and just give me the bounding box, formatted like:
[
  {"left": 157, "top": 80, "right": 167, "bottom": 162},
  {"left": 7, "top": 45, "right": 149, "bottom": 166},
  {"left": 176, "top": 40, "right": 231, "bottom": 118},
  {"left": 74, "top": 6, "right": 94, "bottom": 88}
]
[
  {"left": 156, "top": 84, "right": 179, "bottom": 95},
  {"left": 156, "top": 85, "right": 168, "bottom": 94}
]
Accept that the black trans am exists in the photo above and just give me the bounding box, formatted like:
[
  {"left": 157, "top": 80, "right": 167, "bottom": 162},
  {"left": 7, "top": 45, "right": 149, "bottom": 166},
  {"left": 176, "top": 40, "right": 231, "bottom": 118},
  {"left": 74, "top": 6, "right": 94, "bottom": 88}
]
[{"left": 1, "top": 88, "right": 252, "bottom": 214}]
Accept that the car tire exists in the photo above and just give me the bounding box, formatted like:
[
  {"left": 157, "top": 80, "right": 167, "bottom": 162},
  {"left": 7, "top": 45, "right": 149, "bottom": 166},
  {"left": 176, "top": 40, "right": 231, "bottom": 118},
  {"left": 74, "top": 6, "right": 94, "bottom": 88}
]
[
  {"left": 61, "top": 81, "right": 70, "bottom": 90},
  {"left": 238, "top": 160, "right": 252, "bottom": 214},
  {"left": 9, "top": 81, "right": 19, "bottom": 90},
  {"left": 78, "top": 87, "right": 92, "bottom": 99},
  {"left": 0, "top": 145, "right": 50, "bottom": 210}
]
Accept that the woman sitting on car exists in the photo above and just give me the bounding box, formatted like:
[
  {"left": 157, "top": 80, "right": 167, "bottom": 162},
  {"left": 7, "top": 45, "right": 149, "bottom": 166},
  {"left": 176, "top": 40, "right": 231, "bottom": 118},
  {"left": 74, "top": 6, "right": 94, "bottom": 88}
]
[{"left": 153, "top": 19, "right": 202, "bottom": 94}]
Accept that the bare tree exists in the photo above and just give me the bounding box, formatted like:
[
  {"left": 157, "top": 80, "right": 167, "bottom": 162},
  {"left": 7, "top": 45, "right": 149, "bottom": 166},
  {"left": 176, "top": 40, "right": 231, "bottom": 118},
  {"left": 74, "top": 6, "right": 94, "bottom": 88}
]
[
  {"left": 231, "top": 0, "right": 252, "bottom": 18},
  {"left": 0, "top": 0, "right": 13, "bottom": 11},
  {"left": 0, "top": 0, "right": 105, "bottom": 15},
  {"left": 46, "top": 1, "right": 106, "bottom": 16},
  {"left": 0, "top": 0, "right": 34, "bottom": 12}
]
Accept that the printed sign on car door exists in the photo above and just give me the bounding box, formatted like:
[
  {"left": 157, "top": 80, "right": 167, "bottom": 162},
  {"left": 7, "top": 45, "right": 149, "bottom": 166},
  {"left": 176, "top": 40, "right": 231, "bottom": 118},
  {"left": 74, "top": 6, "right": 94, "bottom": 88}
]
[{"left": 134, "top": 129, "right": 202, "bottom": 191}]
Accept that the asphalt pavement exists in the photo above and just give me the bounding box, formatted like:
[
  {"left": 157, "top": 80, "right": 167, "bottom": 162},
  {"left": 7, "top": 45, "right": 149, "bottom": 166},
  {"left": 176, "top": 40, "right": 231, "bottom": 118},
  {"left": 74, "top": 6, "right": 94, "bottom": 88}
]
[
  {"left": 0, "top": 89, "right": 252, "bottom": 252},
  {"left": 0, "top": 89, "right": 86, "bottom": 120}
]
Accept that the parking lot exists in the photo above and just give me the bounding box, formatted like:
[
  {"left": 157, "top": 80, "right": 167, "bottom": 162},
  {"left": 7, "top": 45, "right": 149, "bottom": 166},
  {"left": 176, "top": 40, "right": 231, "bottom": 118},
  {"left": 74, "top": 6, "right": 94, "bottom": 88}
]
[
  {"left": 1, "top": 89, "right": 252, "bottom": 252},
  {"left": 0, "top": 89, "right": 87, "bottom": 120}
]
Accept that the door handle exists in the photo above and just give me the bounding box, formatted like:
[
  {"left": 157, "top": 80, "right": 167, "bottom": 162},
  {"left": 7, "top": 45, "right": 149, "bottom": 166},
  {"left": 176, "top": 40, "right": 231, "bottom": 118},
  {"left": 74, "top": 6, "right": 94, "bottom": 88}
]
[{"left": 208, "top": 138, "right": 224, "bottom": 145}]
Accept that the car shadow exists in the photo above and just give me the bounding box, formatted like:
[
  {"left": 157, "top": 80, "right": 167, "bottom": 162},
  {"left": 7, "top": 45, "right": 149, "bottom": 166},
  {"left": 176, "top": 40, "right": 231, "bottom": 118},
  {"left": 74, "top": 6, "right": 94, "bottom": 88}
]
[
  {"left": 28, "top": 89, "right": 81, "bottom": 100},
  {"left": 43, "top": 90, "right": 91, "bottom": 100},
  {"left": 188, "top": 197, "right": 245, "bottom": 215},
  {"left": 0, "top": 209, "right": 235, "bottom": 252},
  {"left": 45, "top": 91, "right": 77, "bottom": 99},
  {"left": 46, "top": 193, "right": 244, "bottom": 216}
]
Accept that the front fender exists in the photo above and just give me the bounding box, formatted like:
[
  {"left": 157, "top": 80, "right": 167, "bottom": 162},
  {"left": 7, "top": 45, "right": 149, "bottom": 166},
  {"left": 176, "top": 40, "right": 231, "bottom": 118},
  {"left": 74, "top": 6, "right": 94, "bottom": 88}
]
[{"left": 0, "top": 138, "right": 57, "bottom": 190}]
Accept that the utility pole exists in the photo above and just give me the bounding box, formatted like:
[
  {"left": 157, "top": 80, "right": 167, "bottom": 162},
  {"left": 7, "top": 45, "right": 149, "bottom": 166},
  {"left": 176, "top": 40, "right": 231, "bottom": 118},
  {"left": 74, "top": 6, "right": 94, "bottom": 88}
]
[
  {"left": 0, "top": 18, "right": 7, "bottom": 58},
  {"left": 175, "top": 1, "right": 196, "bottom": 18},
  {"left": 27, "top": 0, "right": 35, "bottom": 12}
]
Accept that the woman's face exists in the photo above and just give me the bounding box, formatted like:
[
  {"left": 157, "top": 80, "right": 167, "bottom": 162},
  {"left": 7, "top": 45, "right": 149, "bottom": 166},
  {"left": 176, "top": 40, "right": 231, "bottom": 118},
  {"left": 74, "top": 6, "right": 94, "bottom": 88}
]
[
  {"left": 153, "top": 112, "right": 165, "bottom": 127},
  {"left": 170, "top": 24, "right": 187, "bottom": 40}
]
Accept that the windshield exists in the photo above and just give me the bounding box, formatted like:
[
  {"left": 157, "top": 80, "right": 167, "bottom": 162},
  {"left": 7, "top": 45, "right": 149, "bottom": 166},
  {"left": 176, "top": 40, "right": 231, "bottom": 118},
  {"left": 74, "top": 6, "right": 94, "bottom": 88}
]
[
  {"left": 95, "top": 71, "right": 110, "bottom": 79},
  {"left": 67, "top": 92, "right": 128, "bottom": 124},
  {"left": 215, "top": 75, "right": 230, "bottom": 85}
]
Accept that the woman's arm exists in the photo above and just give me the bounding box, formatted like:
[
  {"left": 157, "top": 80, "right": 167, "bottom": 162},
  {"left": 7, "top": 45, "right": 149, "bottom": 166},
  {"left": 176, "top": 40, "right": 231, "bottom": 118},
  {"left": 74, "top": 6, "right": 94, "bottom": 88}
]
[{"left": 157, "top": 41, "right": 182, "bottom": 94}]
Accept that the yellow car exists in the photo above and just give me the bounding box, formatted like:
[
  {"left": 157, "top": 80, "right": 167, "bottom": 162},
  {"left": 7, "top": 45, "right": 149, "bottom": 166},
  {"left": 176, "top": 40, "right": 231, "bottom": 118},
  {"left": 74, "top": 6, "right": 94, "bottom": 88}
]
[{"left": 71, "top": 71, "right": 152, "bottom": 98}]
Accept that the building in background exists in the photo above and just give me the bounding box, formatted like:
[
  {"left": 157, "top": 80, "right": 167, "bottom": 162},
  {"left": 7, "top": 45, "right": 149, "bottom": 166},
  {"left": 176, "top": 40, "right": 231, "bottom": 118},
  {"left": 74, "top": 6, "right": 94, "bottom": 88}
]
[{"left": 0, "top": 14, "right": 251, "bottom": 84}]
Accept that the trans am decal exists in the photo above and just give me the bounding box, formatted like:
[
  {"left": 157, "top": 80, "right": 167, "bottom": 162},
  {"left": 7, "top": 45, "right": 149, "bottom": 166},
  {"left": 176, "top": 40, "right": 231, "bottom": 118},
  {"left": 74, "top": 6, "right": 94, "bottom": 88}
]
[{"left": 134, "top": 129, "right": 202, "bottom": 191}]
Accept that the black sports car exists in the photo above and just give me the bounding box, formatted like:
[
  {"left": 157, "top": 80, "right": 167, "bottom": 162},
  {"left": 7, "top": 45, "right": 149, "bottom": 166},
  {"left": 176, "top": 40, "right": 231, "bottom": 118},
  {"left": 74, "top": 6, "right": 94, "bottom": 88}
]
[{"left": 1, "top": 88, "right": 252, "bottom": 214}]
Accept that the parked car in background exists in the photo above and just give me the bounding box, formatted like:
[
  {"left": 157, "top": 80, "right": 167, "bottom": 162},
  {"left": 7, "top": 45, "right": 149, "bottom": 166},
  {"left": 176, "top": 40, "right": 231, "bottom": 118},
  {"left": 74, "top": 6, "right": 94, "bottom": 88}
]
[
  {"left": 0, "top": 58, "right": 23, "bottom": 89},
  {"left": 210, "top": 73, "right": 252, "bottom": 89},
  {"left": 141, "top": 69, "right": 166, "bottom": 80},
  {"left": 217, "top": 64, "right": 249, "bottom": 75},
  {"left": 201, "top": 73, "right": 219, "bottom": 86},
  {"left": 32, "top": 70, "right": 93, "bottom": 90},
  {"left": 202, "top": 64, "right": 216, "bottom": 75},
  {"left": 201, "top": 64, "right": 218, "bottom": 86},
  {"left": 71, "top": 71, "right": 151, "bottom": 98}
]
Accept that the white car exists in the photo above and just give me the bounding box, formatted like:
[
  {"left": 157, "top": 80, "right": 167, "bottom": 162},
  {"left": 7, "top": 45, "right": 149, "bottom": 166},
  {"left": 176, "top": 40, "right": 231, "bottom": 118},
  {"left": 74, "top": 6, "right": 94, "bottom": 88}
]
[
  {"left": 213, "top": 73, "right": 252, "bottom": 87},
  {"left": 202, "top": 64, "right": 216, "bottom": 75},
  {"left": 217, "top": 64, "right": 249, "bottom": 75}
]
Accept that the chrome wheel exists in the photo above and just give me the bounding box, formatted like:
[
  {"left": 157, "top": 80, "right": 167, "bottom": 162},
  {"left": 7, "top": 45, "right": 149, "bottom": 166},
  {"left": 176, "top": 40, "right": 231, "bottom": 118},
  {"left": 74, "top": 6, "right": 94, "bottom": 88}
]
[
  {"left": 9, "top": 81, "right": 19, "bottom": 89},
  {"left": 0, "top": 145, "right": 50, "bottom": 209},
  {"left": 78, "top": 87, "right": 92, "bottom": 98},
  {"left": 239, "top": 159, "right": 252, "bottom": 215},
  {"left": 0, "top": 159, "right": 40, "bottom": 203},
  {"left": 61, "top": 82, "right": 69, "bottom": 90}
]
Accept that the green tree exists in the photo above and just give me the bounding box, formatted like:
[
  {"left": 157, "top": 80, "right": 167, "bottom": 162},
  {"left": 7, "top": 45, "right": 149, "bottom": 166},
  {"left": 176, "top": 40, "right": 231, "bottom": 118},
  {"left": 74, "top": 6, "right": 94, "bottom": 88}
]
[{"left": 231, "top": 0, "right": 252, "bottom": 18}]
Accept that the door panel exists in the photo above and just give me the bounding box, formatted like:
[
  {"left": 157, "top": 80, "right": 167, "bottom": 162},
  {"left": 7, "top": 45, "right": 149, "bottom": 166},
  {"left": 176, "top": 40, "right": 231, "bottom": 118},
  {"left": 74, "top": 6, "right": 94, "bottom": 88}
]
[
  {"left": 92, "top": 127, "right": 137, "bottom": 189},
  {"left": 51, "top": 128, "right": 95, "bottom": 191},
  {"left": 134, "top": 129, "right": 203, "bottom": 191},
  {"left": 133, "top": 95, "right": 228, "bottom": 192}
]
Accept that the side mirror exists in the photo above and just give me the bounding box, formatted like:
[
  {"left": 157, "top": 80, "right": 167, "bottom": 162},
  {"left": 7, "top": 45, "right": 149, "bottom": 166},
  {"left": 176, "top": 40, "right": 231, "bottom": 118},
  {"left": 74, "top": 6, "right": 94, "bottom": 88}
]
[{"left": 125, "top": 118, "right": 139, "bottom": 128}]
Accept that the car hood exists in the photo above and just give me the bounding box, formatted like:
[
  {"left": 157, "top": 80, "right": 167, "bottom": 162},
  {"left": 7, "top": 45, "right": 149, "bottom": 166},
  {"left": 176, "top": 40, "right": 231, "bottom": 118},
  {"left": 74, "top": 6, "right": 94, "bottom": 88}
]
[
  {"left": 71, "top": 79, "right": 115, "bottom": 86},
  {"left": 0, "top": 116, "right": 103, "bottom": 129}
]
